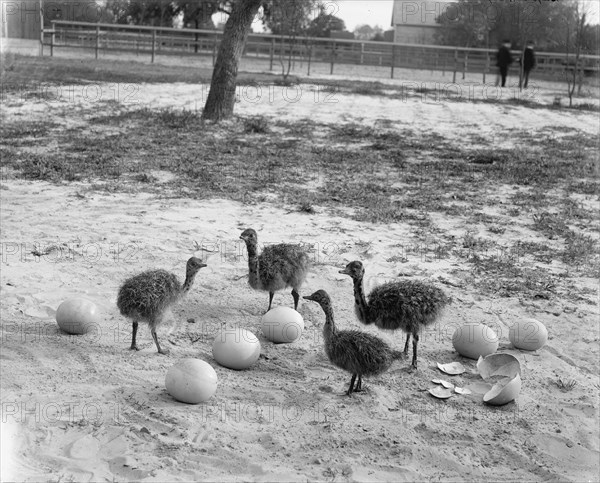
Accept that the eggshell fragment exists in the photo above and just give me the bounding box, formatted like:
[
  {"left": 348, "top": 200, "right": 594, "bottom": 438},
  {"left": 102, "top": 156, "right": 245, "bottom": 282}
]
[
  {"left": 454, "top": 387, "right": 472, "bottom": 395},
  {"left": 437, "top": 362, "right": 466, "bottom": 375},
  {"left": 509, "top": 318, "right": 548, "bottom": 351},
  {"left": 429, "top": 387, "right": 453, "bottom": 399},
  {"left": 452, "top": 323, "right": 499, "bottom": 359},
  {"left": 483, "top": 374, "right": 522, "bottom": 405}
]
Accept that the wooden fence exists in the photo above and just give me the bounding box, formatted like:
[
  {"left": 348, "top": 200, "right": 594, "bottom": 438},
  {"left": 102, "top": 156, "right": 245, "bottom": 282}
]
[{"left": 43, "top": 21, "right": 600, "bottom": 84}]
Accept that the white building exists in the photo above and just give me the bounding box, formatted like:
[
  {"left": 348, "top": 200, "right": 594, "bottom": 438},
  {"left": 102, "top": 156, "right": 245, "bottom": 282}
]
[{"left": 391, "top": 0, "right": 453, "bottom": 45}]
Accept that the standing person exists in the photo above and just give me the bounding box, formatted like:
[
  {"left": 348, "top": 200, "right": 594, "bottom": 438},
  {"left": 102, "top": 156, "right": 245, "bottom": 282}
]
[
  {"left": 495, "top": 40, "right": 513, "bottom": 87},
  {"left": 520, "top": 41, "right": 536, "bottom": 89}
]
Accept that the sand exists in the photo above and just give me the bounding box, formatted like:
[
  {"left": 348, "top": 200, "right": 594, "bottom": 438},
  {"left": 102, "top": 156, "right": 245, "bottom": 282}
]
[{"left": 1, "top": 72, "right": 599, "bottom": 482}]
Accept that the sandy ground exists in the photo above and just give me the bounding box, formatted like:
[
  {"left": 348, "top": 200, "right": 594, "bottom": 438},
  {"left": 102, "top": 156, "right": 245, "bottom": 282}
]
[{"left": 1, "top": 63, "right": 600, "bottom": 481}]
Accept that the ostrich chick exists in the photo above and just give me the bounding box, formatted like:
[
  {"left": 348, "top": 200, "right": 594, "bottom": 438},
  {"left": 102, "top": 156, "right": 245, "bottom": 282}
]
[
  {"left": 339, "top": 261, "right": 450, "bottom": 369},
  {"left": 304, "top": 290, "right": 402, "bottom": 396},
  {"left": 117, "top": 257, "right": 206, "bottom": 354},
  {"left": 240, "top": 228, "right": 309, "bottom": 312}
]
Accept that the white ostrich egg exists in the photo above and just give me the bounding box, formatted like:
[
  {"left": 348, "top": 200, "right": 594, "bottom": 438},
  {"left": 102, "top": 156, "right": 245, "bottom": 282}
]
[
  {"left": 56, "top": 298, "right": 100, "bottom": 335},
  {"left": 165, "top": 358, "right": 218, "bottom": 404},
  {"left": 212, "top": 328, "right": 261, "bottom": 370},
  {"left": 452, "top": 323, "right": 499, "bottom": 359},
  {"left": 509, "top": 318, "right": 548, "bottom": 351},
  {"left": 261, "top": 306, "right": 304, "bottom": 343}
]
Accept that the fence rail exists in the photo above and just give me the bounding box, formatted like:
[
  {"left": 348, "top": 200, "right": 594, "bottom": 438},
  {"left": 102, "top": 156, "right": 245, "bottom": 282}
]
[{"left": 43, "top": 21, "right": 600, "bottom": 84}]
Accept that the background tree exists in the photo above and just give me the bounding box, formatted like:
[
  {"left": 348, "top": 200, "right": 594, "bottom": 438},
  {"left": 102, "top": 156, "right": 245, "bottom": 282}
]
[
  {"left": 307, "top": 8, "right": 346, "bottom": 37},
  {"left": 434, "top": 0, "right": 586, "bottom": 51},
  {"left": 202, "top": 0, "right": 262, "bottom": 121},
  {"left": 565, "top": 1, "right": 590, "bottom": 103},
  {"left": 178, "top": 1, "right": 219, "bottom": 29},
  {"left": 354, "top": 24, "right": 384, "bottom": 41},
  {"left": 105, "top": 0, "right": 180, "bottom": 26},
  {"left": 262, "top": 0, "right": 318, "bottom": 81}
]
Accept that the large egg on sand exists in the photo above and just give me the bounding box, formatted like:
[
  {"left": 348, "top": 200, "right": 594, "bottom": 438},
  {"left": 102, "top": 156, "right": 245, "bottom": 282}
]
[
  {"left": 165, "top": 359, "right": 218, "bottom": 404},
  {"left": 452, "top": 323, "right": 499, "bottom": 360},
  {"left": 261, "top": 307, "right": 304, "bottom": 343},
  {"left": 56, "top": 298, "right": 101, "bottom": 335},
  {"left": 212, "top": 328, "right": 261, "bottom": 370},
  {"left": 509, "top": 318, "right": 548, "bottom": 351}
]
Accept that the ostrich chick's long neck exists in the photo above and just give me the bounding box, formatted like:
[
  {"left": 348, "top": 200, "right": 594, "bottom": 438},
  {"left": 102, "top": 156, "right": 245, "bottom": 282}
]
[
  {"left": 245, "top": 241, "right": 260, "bottom": 289},
  {"left": 321, "top": 302, "right": 337, "bottom": 343},
  {"left": 352, "top": 277, "right": 370, "bottom": 323},
  {"left": 181, "top": 272, "right": 198, "bottom": 295}
]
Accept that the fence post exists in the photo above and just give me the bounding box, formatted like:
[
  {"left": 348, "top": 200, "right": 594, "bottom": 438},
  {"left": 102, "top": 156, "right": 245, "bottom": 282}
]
[
  {"left": 95, "top": 25, "right": 100, "bottom": 60},
  {"left": 212, "top": 32, "right": 218, "bottom": 66},
  {"left": 330, "top": 41, "right": 336, "bottom": 75},
  {"left": 462, "top": 52, "right": 468, "bottom": 80},
  {"left": 307, "top": 42, "right": 312, "bottom": 76},
  {"left": 151, "top": 29, "right": 156, "bottom": 63},
  {"left": 453, "top": 49, "right": 458, "bottom": 83},
  {"left": 360, "top": 43, "right": 364, "bottom": 64},
  {"left": 391, "top": 44, "right": 396, "bottom": 79},
  {"left": 269, "top": 37, "right": 275, "bottom": 71},
  {"left": 484, "top": 52, "right": 489, "bottom": 84},
  {"left": 50, "top": 21, "right": 56, "bottom": 57},
  {"left": 38, "top": 0, "right": 43, "bottom": 56}
]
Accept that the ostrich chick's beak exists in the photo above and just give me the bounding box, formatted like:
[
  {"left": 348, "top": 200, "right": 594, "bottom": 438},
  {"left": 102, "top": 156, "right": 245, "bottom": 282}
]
[
  {"left": 199, "top": 262, "right": 207, "bottom": 268},
  {"left": 303, "top": 295, "right": 314, "bottom": 301},
  {"left": 339, "top": 268, "right": 349, "bottom": 275}
]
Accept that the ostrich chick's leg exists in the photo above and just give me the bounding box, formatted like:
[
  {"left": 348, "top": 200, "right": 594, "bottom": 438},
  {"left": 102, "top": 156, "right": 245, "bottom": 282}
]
[
  {"left": 346, "top": 374, "right": 357, "bottom": 396},
  {"left": 130, "top": 321, "right": 140, "bottom": 351},
  {"left": 411, "top": 333, "right": 419, "bottom": 369},
  {"left": 267, "top": 292, "right": 275, "bottom": 312},
  {"left": 150, "top": 315, "right": 169, "bottom": 355},
  {"left": 151, "top": 329, "right": 170, "bottom": 355},
  {"left": 403, "top": 333, "right": 411, "bottom": 355},
  {"left": 354, "top": 375, "right": 363, "bottom": 392},
  {"left": 291, "top": 289, "right": 300, "bottom": 311}
]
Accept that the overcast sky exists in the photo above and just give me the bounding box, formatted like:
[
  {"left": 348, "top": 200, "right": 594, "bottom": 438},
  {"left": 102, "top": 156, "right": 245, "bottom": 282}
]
[
  {"left": 333, "top": 0, "right": 599, "bottom": 31},
  {"left": 331, "top": 1, "right": 395, "bottom": 31}
]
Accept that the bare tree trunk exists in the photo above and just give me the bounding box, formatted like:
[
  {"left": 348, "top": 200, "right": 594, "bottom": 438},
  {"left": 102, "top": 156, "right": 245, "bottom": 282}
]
[{"left": 202, "top": 0, "right": 262, "bottom": 121}]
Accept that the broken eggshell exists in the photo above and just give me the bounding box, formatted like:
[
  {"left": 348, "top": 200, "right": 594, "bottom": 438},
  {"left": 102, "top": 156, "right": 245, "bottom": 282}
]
[
  {"left": 483, "top": 374, "right": 522, "bottom": 406},
  {"left": 454, "top": 387, "right": 472, "bottom": 395},
  {"left": 477, "top": 353, "right": 522, "bottom": 406},
  {"left": 429, "top": 386, "right": 453, "bottom": 399},
  {"left": 477, "top": 353, "right": 521, "bottom": 380},
  {"left": 437, "top": 361, "right": 466, "bottom": 375}
]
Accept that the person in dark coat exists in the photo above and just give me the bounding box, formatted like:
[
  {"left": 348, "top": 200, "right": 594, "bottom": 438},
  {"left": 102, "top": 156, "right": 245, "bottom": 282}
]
[
  {"left": 495, "top": 40, "right": 513, "bottom": 87},
  {"left": 520, "top": 41, "right": 536, "bottom": 88}
]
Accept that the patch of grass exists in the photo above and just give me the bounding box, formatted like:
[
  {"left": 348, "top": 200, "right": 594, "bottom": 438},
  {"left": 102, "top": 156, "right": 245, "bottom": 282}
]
[
  {"left": 156, "top": 108, "right": 203, "bottom": 129},
  {"left": 562, "top": 232, "right": 599, "bottom": 268},
  {"left": 0, "top": 120, "right": 58, "bottom": 145},
  {"left": 467, "top": 253, "right": 556, "bottom": 297},
  {"left": 17, "top": 153, "right": 78, "bottom": 182},
  {"left": 297, "top": 201, "right": 316, "bottom": 214},
  {"left": 532, "top": 212, "right": 570, "bottom": 238},
  {"left": 554, "top": 378, "right": 577, "bottom": 391},
  {"left": 572, "top": 102, "right": 600, "bottom": 112},
  {"left": 243, "top": 115, "right": 270, "bottom": 134},
  {"left": 133, "top": 173, "right": 158, "bottom": 183}
]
